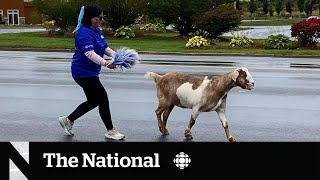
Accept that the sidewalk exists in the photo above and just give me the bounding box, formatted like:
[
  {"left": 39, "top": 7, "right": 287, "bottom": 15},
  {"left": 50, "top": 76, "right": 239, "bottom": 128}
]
[
  {"left": 0, "top": 27, "right": 46, "bottom": 34},
  {"left": 223, "top": 26, "right": 291, "bottom": 39}
]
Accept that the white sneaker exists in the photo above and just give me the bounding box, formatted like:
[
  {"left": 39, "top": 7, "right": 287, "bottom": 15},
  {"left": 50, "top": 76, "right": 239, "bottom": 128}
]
[
  {"left": 58, "top": 116, "right": 74, "bottom": 136},
  {"left": 105, "top": 128, "right": 125, "bottom": 140}
]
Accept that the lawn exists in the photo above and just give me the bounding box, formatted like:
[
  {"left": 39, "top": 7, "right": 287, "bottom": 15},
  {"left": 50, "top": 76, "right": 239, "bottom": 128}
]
[{"left": 0, "top": 31, "right": 319, "bottom": 56}]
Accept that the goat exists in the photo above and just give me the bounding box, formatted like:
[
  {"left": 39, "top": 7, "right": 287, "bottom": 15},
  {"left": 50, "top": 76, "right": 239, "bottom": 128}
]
[{"left": 144, "top": 67, "right": 254, "bottom": 142}]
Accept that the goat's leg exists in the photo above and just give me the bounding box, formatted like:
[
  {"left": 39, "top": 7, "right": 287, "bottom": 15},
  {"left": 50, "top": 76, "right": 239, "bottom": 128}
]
[
  {"left": 216, "top": 108, "right": 236, "bottom": 142},
  {"left": 184, "top": 110, "right": 200, "bottom": 139},
  {"left": 161, "top": 105, "right": 174, "bottom": 135},
  {"left": 155, "top": 106, "right": 166, "bottom": 134}
]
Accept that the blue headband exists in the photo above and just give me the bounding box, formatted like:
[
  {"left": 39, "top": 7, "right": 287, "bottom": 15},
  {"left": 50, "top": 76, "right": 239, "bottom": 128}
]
[{"left": 73, "top": 6, "right": 84, "bottom": 33}]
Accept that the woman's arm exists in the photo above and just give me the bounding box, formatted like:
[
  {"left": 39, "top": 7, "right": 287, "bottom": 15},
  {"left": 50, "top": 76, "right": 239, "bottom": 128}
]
[
  {"left": 104, "top": 47, "right": 116, "bottom": 58},
  {"left": 84, "top": 50, "right": 113, "bottom": 68}
]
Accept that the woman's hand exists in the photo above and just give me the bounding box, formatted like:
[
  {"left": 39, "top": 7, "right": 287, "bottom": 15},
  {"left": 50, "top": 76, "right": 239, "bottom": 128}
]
[{"left": 105, "top": 60, "right": 115, "bottom": 69}]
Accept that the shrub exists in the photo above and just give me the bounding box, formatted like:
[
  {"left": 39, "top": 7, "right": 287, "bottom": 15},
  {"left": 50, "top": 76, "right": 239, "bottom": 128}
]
[
  {"left": 101, "top": 0, "right": 148, "bottom": 31},
  {"left": 33, "top": 0, "right": 78, "bottom": 31},
  {"left": 43, "top": 20, "right": 56, "bottom": 35},
  {"left": 147, "top": 0, "right": 229, "bottom": 36},
  {"left": 291, "top": 18, "right": 320, "bottom": 46},
  {"left": 186, "top": 36, "right": 208, "bottom": 48},
  {"left": 263, "top": 34, "right": 291, "bottom": 49},
  {"left": 134, "top": 23, "right": 166, "bottom": 32},
  {"left": 197, "top": 4, "right": 242, "bottom": 38},
  {"left": 135, "top": 23, "right": 166, "bottom": 32},
  {"left": 114, "top": 26, "right": 135, "bottom": 39},
  {"left": 229, "top": 35, "right": 253, "bottom": 48}
]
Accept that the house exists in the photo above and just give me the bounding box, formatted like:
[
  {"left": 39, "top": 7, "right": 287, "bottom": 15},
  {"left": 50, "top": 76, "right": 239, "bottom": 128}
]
[{"left": 0, "top": 0, "right": 42, "bottom": 25}]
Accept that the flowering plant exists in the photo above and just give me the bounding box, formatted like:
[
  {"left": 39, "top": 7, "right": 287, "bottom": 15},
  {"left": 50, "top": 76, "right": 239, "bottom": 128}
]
[
  {"left": 186, "top": 36, "right": 208, "bottom": 48},
  {"left": 229, "top": 35, "right": 253, "bottom": 48}
]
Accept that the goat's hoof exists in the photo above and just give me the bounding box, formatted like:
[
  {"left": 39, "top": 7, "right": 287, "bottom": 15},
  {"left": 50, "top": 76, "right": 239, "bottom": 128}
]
[
  {"left": 162, "top": 130, "right": 169, "bottom": 135},
  {"left": 228, "top": 136, "right": 236, "bottom": 142},
  {"left": 163, "top": 127, "right": 169, "bottom": 135},
  {"left": 159, "top": 127, "right": 169, "bottom": 135},
  {"left": 185, "top": 135, "right": 193, "bottom": 140},
  {"left": 164, "top": 131, "right": 169, "bottom": 135},
  {"left": 184, "top": 129, "right": 192, "bottom": 139}
]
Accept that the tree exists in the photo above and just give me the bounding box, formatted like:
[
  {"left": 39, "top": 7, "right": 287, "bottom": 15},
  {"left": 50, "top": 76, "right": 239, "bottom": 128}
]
[
  {"left": 33, "top": 0, "right": 98, "bottom": 32},
  {"left": 286, "top": 0, "right": 293, "bottom": 18},
  {"left": 147, "top": 0, "right": 234, "bottom": 36},
  {"left": 197, "top": 4, "right": 242, "bottom": 38},
  {"left": 308, "top": 0, "right": 318, "bottom": 16},
  {"left": 247, "top": 0, "right": 257, "bottom": 19},
  {"left": 100, "top": 0, "right": 148, "bottom": 31},
  {"left": 275, "top": 0, "right": 283, "bottom": 15},
  {"left": 304, "top": 0, "right": 312, "bottom": 16},
  {"left": 234, "top": 0, "right": 242, "bottom": 10},
  {"left": 297, "top": 0, "right": 305, "bottom": 13},
  {"left": 262, "top": 0, "right": 269, "bottom": 14},
  {"left": 269, "top": 4, "right": 275, "bottom": 16}
]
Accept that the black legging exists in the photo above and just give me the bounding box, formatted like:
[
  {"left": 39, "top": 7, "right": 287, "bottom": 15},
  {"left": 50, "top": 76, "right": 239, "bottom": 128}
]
[{"left": 68, "top": 76, "right": 113, "bottom": 130}]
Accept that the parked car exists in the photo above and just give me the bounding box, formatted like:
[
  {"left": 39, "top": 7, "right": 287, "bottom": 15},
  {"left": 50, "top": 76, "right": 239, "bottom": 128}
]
[{"left": 307, "top": 16, "right": 320, "bottom": 20}]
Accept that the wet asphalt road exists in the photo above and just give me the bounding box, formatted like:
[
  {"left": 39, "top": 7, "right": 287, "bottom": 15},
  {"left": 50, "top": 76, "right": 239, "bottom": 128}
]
[{"left": 0, "top": 51, "right": 320, "bottom": 142}]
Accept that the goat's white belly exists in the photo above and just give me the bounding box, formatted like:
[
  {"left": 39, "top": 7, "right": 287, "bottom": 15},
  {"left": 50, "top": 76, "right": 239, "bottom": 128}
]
[{"left": 176, "top": 82, "right": 208, "bottom": 108}]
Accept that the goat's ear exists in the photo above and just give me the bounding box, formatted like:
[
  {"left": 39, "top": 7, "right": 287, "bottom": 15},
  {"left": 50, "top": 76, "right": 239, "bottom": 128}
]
[{"left": 231, "top": 70, "right": 239, "bottom": 82}]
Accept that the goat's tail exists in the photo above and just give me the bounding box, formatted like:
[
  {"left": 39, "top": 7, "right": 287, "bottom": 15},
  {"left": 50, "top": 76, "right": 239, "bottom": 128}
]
[{"left": 144, "top": 71, "right": 162, "bottom": 82}]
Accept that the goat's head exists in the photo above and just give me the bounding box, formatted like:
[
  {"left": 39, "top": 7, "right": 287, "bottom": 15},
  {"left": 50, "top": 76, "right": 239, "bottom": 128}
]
[{"left": 231, "top": 67, "right": 254, "bottom": 90}]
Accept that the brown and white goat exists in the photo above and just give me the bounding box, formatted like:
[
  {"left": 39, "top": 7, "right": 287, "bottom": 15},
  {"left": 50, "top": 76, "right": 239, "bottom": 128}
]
[{"left": 145, "top": 67, "right": 254, "bottom": 142}]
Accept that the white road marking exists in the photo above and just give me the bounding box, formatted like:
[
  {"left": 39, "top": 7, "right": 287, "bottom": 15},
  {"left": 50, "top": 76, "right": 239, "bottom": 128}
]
[
  {"left": 145, "top": 64, "right": 320, "bottom": 71},
  {"left": 0, "top": 59, "right": 69, "bottom": 64},
  {"left": 0, "top": 82, "right": 76, "bottom": 87}
]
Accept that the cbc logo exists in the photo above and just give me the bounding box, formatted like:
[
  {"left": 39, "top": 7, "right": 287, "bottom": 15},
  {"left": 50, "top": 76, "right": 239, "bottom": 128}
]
[{"left": 173, "top": 152, "right": 191, "bottom": 169}]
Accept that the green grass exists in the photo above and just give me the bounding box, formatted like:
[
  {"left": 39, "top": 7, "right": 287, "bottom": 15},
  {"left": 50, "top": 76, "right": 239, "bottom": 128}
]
[
  {"left": 0, "top": 32, "right": 74, "bottom": 49},
  {"left": 0, "top": 31, "right": 319, "bottom": 56}
]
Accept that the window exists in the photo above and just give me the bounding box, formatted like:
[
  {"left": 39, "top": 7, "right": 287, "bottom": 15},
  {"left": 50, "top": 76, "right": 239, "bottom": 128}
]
[
  {"left": 0, "top": 10, "right": 3, "bottom": 24},
  {"left": 7, "top": 10, "right": 19, "bottom": 25}
]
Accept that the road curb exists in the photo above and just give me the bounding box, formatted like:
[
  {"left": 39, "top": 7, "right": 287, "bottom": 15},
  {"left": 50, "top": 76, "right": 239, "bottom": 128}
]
[
  {"left": 138, "top": 51, "right": 320, "bottom": 59},
  {"left": 1, "top": 48, "right": 320, "bottom": 59}
]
